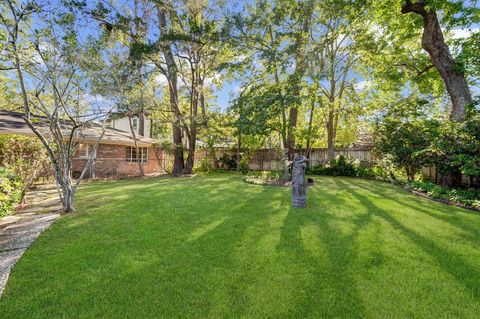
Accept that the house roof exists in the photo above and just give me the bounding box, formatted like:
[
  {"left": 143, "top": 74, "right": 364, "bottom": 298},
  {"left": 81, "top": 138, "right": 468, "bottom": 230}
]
[{"left": 0, "top": 111, "right": 156, "bottom": 147}]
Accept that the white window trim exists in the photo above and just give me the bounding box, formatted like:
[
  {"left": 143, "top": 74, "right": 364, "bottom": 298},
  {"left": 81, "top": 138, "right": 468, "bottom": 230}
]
[{"left": 126, "top": 146, "right": 148, "bottom": 163}]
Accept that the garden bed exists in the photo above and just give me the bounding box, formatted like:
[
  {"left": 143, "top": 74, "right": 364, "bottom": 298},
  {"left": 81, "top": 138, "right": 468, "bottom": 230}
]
[
  {"left": 242, "top": 175, "right": 314, "bottom": 187},
  {"left": 400, "top": 183, "right": 480, "bottom": 212}
]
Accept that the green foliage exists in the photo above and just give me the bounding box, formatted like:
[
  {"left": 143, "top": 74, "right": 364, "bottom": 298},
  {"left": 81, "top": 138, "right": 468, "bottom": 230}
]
[
  {"left": 219, "top": 153, "right": 237, "bottom": 170},
  {"left": 356, "top": 166, "right": 376, "bottom": 178},
  {"left": 428, "top": 108, "right": 480, "bottom": 178},
  {"left": 373, "top": 99, "right": 439, "bottom": 180},
  {"left": 307, "top": 155, "right": 357, "bottom": 177},
  {"left": 239, "top": 156, "right": 249, "bottom": 174},
  {"left": 0, "top": 167, "right": 22, "bottom": 217},
  {"left": 406, "top": 180, "right": 480, "bottom": 208},
  {"left": 195, "top": 157, "right": 215, "bottom": 173},
  {"left": 0, "top": 135, "right": 51, "bottom": 197}
]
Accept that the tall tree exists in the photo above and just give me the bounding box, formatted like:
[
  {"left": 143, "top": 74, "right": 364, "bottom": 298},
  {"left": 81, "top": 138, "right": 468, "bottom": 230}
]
[
  {"left": 401, "top": 0, "right": 473, "bottom": 122},
  {"left": 156, "top": 1, "right": 185, "bottom": 175},
  {"left": 285, "top": 0, "right": 314, "bottom": 160}
]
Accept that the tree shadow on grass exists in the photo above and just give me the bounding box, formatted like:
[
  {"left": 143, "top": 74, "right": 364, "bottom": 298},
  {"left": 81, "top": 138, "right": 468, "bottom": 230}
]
[
  {"left": 274, "top": 180, "right": 373, "bottom": 318},
  {"left": 2, "top": 175, "right": 290, "bottom": 318},
  {"left": 349, "top": 178, "right": 480, "bottom": 242},
  {"left": 73, "top": 176, "right": 298, "bottom": 318},
  {"left": 334, "top": 178, "right": 480, "bottom": 301}
]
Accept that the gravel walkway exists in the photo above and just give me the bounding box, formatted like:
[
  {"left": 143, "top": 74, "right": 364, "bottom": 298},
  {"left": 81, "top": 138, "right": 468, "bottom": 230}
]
[
  {"left": 0, "top": 213, "right": 60, "bottom": 297},
  {"left": 0, "top": 184, "right": 61, "bottom": 298}
]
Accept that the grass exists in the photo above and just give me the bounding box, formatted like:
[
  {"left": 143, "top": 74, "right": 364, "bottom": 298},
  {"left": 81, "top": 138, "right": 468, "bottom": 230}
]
[{"left": 1, "top": 173, "right": 480, "bottom": 318}]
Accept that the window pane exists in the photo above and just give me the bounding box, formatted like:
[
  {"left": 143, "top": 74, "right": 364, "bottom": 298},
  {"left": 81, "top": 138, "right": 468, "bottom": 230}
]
[
  {"left": 132, "top": 147, "right": 137, "bottom": 162},
  {"left": 142, "top": 147, "right": 148, "bottom": 162},
  {"left": 126, "top": 146, "right": 131, "bottom": 162}
]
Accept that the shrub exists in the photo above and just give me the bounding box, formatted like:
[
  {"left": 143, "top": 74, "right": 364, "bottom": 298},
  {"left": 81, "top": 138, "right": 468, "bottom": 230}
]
[
  {"left": 357, "top": 166, "right": 376, "bottom": 178},
  {"left": 331, "top": 155, "right": 356, "bottom": 176},
  {"left": 373, "top": 101, "right": 439, "bottom": 181},
  {"left": 309, "top": 155, "right": 357, "bottom": 177},
  {"left": 219, "top": 153, "right": 237, "bottom": 170},
  {"left": 405, "top": 180, "right": 480, "bottom": 208},
  {"left": 239, "top": 156, "right": 249, "bottom": 174},
  {"left": 0, "top": 134, "right": 51, "bottom": 200},
  {"left": 196, "top": 157, "right": 215, "bottom": 173},
  {"left": 0, "top": 167, "right": 22, "bottom": 217},
  {"left": 428, "top": 107, "right": 480, "bottom": 186}
]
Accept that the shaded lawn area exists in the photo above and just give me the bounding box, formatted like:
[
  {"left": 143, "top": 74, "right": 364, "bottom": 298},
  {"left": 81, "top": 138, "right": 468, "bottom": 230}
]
[{"left": 1, "top": 174, "right": 480, "bottom": 318}]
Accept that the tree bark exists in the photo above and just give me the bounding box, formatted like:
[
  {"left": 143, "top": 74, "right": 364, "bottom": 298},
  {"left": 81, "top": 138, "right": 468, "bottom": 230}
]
[
  {"left": 157, "top": 3, "right": 185, "bottom": 175},
  {"left": 327, "top": 109, "right": 335, "bottom": 161},
  {"left": 286, "top": 0, "right": 314, "bottom": 160},
  {"left": 401, "top": 0, "right": 472, "bottom": 122},
  {"left": 184, "top": 65, "right": 199, "bottom": 174},
  {"left": 287, "top": 107, "right": 298, "bottom": 160},
  {"left": 305, "top": 98, "right": 315, "bottom": 159}
]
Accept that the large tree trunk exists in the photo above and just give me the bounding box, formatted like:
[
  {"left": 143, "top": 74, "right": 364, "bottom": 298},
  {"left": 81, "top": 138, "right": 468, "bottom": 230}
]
[
  {"left": 184, "top": 65, "right": 199, "bottom": 174},
  {"left": 402, "top": 1, "right": 472, "bottom": 122},
  {"left": 286, "top": 0, "right": 314, "bottom": 160},
  {"left": 157, "top": 4, "right": 185, "bottom": 175},
  {"left": 327, "top": 109, "right": 335, "bottom": 161},
  {"left": 287, "top": 107, "right": 298, "bottom": 160},
  {"left": 305, "top": 98, "right": 315, "bottom": 160},
  {"left": 184, "top": 113, "right": 197, "bottom": 174}
]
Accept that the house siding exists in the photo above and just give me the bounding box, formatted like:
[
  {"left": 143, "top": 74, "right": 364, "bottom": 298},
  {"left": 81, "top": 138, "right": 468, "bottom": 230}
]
[
  {"left": 72, "top": 144, "right": 166, "bottom": 178},
  {"left": 111, "top": 117, "right": 151, "bottom": 138}
]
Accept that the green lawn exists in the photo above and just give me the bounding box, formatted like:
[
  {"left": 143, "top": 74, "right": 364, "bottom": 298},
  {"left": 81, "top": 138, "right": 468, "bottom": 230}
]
[{"left": 1, "top": 174, "right": 480, "bottom": 318}]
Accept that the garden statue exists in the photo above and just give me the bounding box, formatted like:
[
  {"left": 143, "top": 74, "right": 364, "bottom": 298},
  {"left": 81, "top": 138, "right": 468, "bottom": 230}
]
[{"left": 291, "top": 154, "right": 309, "bottom": 208}]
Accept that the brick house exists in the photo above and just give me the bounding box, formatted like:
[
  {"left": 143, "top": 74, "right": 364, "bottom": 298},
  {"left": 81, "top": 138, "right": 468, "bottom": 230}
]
[{"left": 0, "top": 111, "right": 168, "bottom": 178}]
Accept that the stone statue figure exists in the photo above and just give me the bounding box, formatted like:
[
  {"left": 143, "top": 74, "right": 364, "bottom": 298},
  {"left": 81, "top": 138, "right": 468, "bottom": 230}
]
[{"left": 291, "top": 154, "right": 309, "bottom": 208}]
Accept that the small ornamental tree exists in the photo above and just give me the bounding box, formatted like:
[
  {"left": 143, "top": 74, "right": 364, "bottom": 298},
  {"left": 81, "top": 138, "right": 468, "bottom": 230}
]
[
  {"left": 429, "top": 106, "right": 480, "bottom": 187},
  {"left": 0, "top": 1, "right": 112, "bottom": 212},
  {"left": 374, "top": 117, "right": 438, "bottom": 181}
]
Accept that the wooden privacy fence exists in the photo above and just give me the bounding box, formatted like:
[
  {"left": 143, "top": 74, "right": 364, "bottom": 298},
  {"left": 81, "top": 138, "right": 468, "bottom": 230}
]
[
  {"left": 156, "top": 147, "right": 375, "bottom": 172},
  {"left": 421, "top": 165, "right": 480, "bottom": 186},
  {"left": 247, "top": 148, "right": 374, "bottom": 171}
]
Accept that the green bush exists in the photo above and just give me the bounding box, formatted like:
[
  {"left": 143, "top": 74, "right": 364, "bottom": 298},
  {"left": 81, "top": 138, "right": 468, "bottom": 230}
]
[
  {"left": 239, "top": 156, "right": 249, "bottom": 174},
  {"left": 0, "top": 167, "right": 22, "bottom": 217},
  {"left": 357, "top": 166, "right": 376, "bottom": 178},
  {"left": 196, "top": 157, "right": 215, "bottom": 173},
  {"left": 219, "top": 153, "right": 237, "bottom": 170},
  {"left": 405, "top": 180, "right": 480, "bottom": 208},
  {"left": 308, "top": 155, "right": 357, "bottom": 177},
  {"left": 0, "top": 134, "right": 51, "bottom": 198}
]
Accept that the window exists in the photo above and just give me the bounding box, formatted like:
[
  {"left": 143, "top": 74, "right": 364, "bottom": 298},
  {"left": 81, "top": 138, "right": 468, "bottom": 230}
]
[
  {"left": 78, "top": 143, "right": 96, "bottom": 159},
  {"left": 126, "top": 146, "right": 148, "bottom": 163},
  {"left": 132, "top": 118, "right": 138, "bottom": 131}
]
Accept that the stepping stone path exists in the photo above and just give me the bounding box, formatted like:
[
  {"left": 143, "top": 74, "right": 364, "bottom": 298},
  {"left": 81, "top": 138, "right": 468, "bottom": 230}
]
[{"left": 0, "top": 184, "right": 61, "bottom": 297}]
